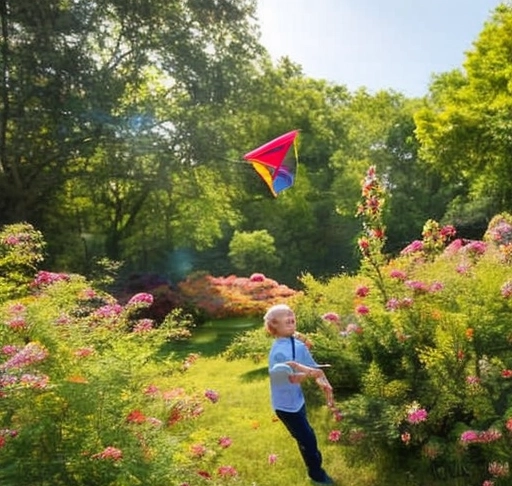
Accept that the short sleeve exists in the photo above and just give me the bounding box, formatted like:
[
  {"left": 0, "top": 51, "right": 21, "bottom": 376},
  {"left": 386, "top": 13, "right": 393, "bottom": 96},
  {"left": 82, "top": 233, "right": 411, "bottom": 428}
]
[{"left": 270, "top": 351, "right": 288, "bottom": 366}]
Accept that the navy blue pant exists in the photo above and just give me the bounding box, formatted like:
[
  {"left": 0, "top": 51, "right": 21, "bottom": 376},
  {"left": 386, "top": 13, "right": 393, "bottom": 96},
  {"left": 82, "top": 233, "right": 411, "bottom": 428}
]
[{"left": 275, "top": 404, "right": 328, "bottom": 482}]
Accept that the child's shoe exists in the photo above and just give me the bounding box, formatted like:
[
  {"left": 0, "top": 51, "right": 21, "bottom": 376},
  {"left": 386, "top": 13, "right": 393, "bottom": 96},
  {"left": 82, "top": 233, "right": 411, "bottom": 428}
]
[{"left": 310, "top": 474, "right": 335, "bottom": 485}]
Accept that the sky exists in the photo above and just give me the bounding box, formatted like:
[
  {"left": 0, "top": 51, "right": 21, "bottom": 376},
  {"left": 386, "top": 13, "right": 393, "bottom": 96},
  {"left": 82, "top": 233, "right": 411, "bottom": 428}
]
[{"left": 255, "top": 0, "right": 502, "bottom": 97}]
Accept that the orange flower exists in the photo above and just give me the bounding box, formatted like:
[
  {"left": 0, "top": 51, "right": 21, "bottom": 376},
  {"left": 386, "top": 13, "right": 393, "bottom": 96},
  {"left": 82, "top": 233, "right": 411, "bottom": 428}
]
[{"left": 66, "top": 375, "right": 88, "bottom": 384}]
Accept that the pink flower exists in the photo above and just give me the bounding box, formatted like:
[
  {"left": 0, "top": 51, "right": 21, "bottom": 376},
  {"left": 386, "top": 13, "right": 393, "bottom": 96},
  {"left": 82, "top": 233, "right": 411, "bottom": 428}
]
[
  {"left": 127, "top": 292, "right": 154, "bottom": 307},
  {"left": 133, "top": 319, "right": 154, "bottom": 333},
  {"left": 400, "top": 240, "right": 423, "bottom": 255},
  {"left": 440, "top": 225, "right": 456, "bottom": 238},
  {"left": 444, "top": 238, "right": 465, "bottom": 255},
  {"left": 1, "top": 345, "right": 19, "bottom": 356},
  {"left": 32, "top": 271, "right": 70, "bottom": 287},
  {"left": 190, "top": 444, "right": 207, "bottom": 458},
  {"left": 405, "top": 280, "right": 429, "bottom": 293},
  {"left": 74, "top": 347, "right": 94, "bottom": 358},
  {"left": 321, "top": 312, "right": 340, "bottom": 324},
  {"left": 401, "top": 432, "right": 411, "bottom": 444},
  {"left": 205, "top": 389, "right": 219, "bottom": 403},
  {"left": 268, "top": 453, "right": 278, "bottom": 465},
  {"left": 0, "top": 342, "right": 48, "bottom": 371},
  {"left": 390, "top": 269, "right": 407, "bottom": 280},
  {"left": 501, "top": 281, "right": 512, "bottom": 298},
  {"left": 6, "top": 317, "right": 27, "bottom": 330},
  {"left": 19, "top": 373, "right": 49, "bottom": 389},
  {"left": 146, "top": 417, "right": 163, "bottom": 427},
  {"left": 218, "top": 436, "right": 232, "bottom": 448},
  {"left": 56, "top": 314, "right": 71, "bottom": 325},
  {"left": 7, "top": 303, "right": 26, "bottom": 315},
  {"left": 466, "top": 375, "right": 480, "bottom": 385},
  {"left": 407, "top": 408, "right": 428, "bottom": 424},
  {"left": 91, "top": 446, "right": 123, "bottom": 461},
  {"left": 344, "top": 323, "right": 362, "bottom": 335},
  {"left": 356, "top": 305, "right": 369, "bottom": 315},
  {"left": 429, "top": 281, "right": 444, "bottom": 292},
  {"left": 93, "top": 304, "right": 123, "bottom": 319},
  {"left": 358, "top": 237, "right": 370, "bottom": 254},
  {"left": 217, "top": 465, "right": 238, "bottom": 477},
  {"left": 488, "top": 461, "right": 509, "bottom": 478},
  {"left": 481, "top": 429, "right": 502, "bottom": 442},
  {"left": 355, "top": 285, "right": 370, "bottom": 297},
  {"left": 462, "top": 240, "right": 487, "bottom": 256},
  {"left": 144, "top": 384, "right": 160, "bottom": 396},
  {"left": 4, "top": 235, "right": 20, "bottom": 245},
  {"left": 386, "top": 297, "right": 414, "bottom": 311},
  {"left": 79, "top": 288, "right": 97, "bottom": 300},
  {"left": 249, "top": 273, "right": 266, "bottom": 282},
  {"left": 328, "top": 430, "right": 341, "bottom": 442},
  {"left": 460, "top": 429, "right": 502, "bottom": 444},
  {"left": 460, "top": 430, "right": 479, "bottom": 443},
  {"left": 456, "top": 264, "right": 470, "bottom": 274},
  {"left": 163, "top": 387, "right": 186, "bottom": 400},
  {"left": 502, "top": 369, "right": 512, "bottom": 378}
]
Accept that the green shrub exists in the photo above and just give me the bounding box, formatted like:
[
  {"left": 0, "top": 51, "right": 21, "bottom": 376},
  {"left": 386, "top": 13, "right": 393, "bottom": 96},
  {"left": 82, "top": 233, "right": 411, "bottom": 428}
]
[{"left": 0, "top": 258, "right": 200, "bottom": 485}]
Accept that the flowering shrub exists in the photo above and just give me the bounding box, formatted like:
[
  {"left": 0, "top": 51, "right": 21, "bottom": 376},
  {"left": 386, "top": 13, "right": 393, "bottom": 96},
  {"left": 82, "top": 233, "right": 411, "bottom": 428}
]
[
  {"left": 484, "top": 213, "right": 512, "bottom": 263},
  {"left": 0, "top": 241, "right": 200, "bottom": 486},
  {"left": 291, "top": 166, "right": 512, "bottom": 484},
  {"left": 0, "top": 222, "right": 46, "bottom": 300},
  {"left": 178, "top": 272, "right": 298, "bottom": 319}
]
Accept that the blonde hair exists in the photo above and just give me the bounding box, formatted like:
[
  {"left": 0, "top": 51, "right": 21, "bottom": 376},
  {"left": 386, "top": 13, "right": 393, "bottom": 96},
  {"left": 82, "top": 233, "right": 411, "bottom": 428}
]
[{"left": 263, "top": 304, "right": 292, "bottom": 336}]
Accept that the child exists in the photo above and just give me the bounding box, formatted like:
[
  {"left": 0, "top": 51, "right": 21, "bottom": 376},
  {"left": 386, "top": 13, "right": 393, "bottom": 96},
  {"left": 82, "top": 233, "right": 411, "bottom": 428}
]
[{"left": 264, "top": 303, "right": 335, "bottom": 485}]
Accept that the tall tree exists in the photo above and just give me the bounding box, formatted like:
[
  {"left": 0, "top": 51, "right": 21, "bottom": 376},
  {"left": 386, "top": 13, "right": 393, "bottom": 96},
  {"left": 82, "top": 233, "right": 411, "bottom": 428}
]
[
  {"left": 0, "top": 0, "right": 263, "bottom": 268},
  {"left": 415, "top": 3, "right": 512, "bottom": 233}
]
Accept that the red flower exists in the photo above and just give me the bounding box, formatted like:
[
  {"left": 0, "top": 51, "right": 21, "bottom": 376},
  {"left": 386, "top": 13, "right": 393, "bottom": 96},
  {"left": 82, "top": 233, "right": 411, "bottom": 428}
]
[
  {"left": 126, "top": 409, "right": 146, "bottom": 424},
  {"left": 355, "top": 285, "right": 370, "bottom": 298}
]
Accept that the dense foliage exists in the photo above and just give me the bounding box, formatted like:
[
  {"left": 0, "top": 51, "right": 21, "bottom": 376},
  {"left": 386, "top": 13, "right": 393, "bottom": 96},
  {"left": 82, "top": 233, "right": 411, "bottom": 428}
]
[{"left": 2, "top": 2, "right": 512, "bottom": 285}]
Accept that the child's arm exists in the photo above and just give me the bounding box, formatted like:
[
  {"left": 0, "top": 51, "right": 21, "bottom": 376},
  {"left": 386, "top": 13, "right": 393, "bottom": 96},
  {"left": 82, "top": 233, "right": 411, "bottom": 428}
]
[{"left": 286, "top": 361, "right": 334, "bottom": 406}]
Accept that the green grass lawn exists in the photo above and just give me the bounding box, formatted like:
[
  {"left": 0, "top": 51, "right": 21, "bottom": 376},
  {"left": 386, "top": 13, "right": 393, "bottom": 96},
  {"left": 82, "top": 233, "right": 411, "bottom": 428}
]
[
  {"left": 169, "top": 353, "right": 379, "bottom": 486},
  {"left": 166, "top": 317, "right": 260, "bottom": 358}
]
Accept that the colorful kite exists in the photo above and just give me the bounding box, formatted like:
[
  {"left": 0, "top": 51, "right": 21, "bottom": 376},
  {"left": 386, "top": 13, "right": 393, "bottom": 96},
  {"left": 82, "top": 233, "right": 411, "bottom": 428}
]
[{"left": 243, "top": 130, "right": 299, "bottom": 197}]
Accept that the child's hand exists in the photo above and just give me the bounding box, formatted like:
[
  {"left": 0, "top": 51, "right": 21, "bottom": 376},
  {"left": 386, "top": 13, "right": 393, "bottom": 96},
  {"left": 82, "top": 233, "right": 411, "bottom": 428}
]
[{"left": 315, "top": 375, "right": 334, "bottom": 407}]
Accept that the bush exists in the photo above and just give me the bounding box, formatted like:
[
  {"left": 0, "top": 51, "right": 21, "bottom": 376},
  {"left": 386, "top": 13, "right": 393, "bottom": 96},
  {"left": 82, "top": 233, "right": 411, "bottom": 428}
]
[
  {"left": 292, "top": 167, "right": 512, "bottom": 485},
  {"left": 178, "top": 271, "right": 299, "bottom": 319},
  {"left": 0, "top": 234, "right": 203, "bottom": 486}
]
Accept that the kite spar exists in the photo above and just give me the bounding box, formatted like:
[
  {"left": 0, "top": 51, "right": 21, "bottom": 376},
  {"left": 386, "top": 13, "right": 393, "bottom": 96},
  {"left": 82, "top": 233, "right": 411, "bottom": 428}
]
[{"left": 243, "top": 130, "right": 299, "bottom": 197}]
